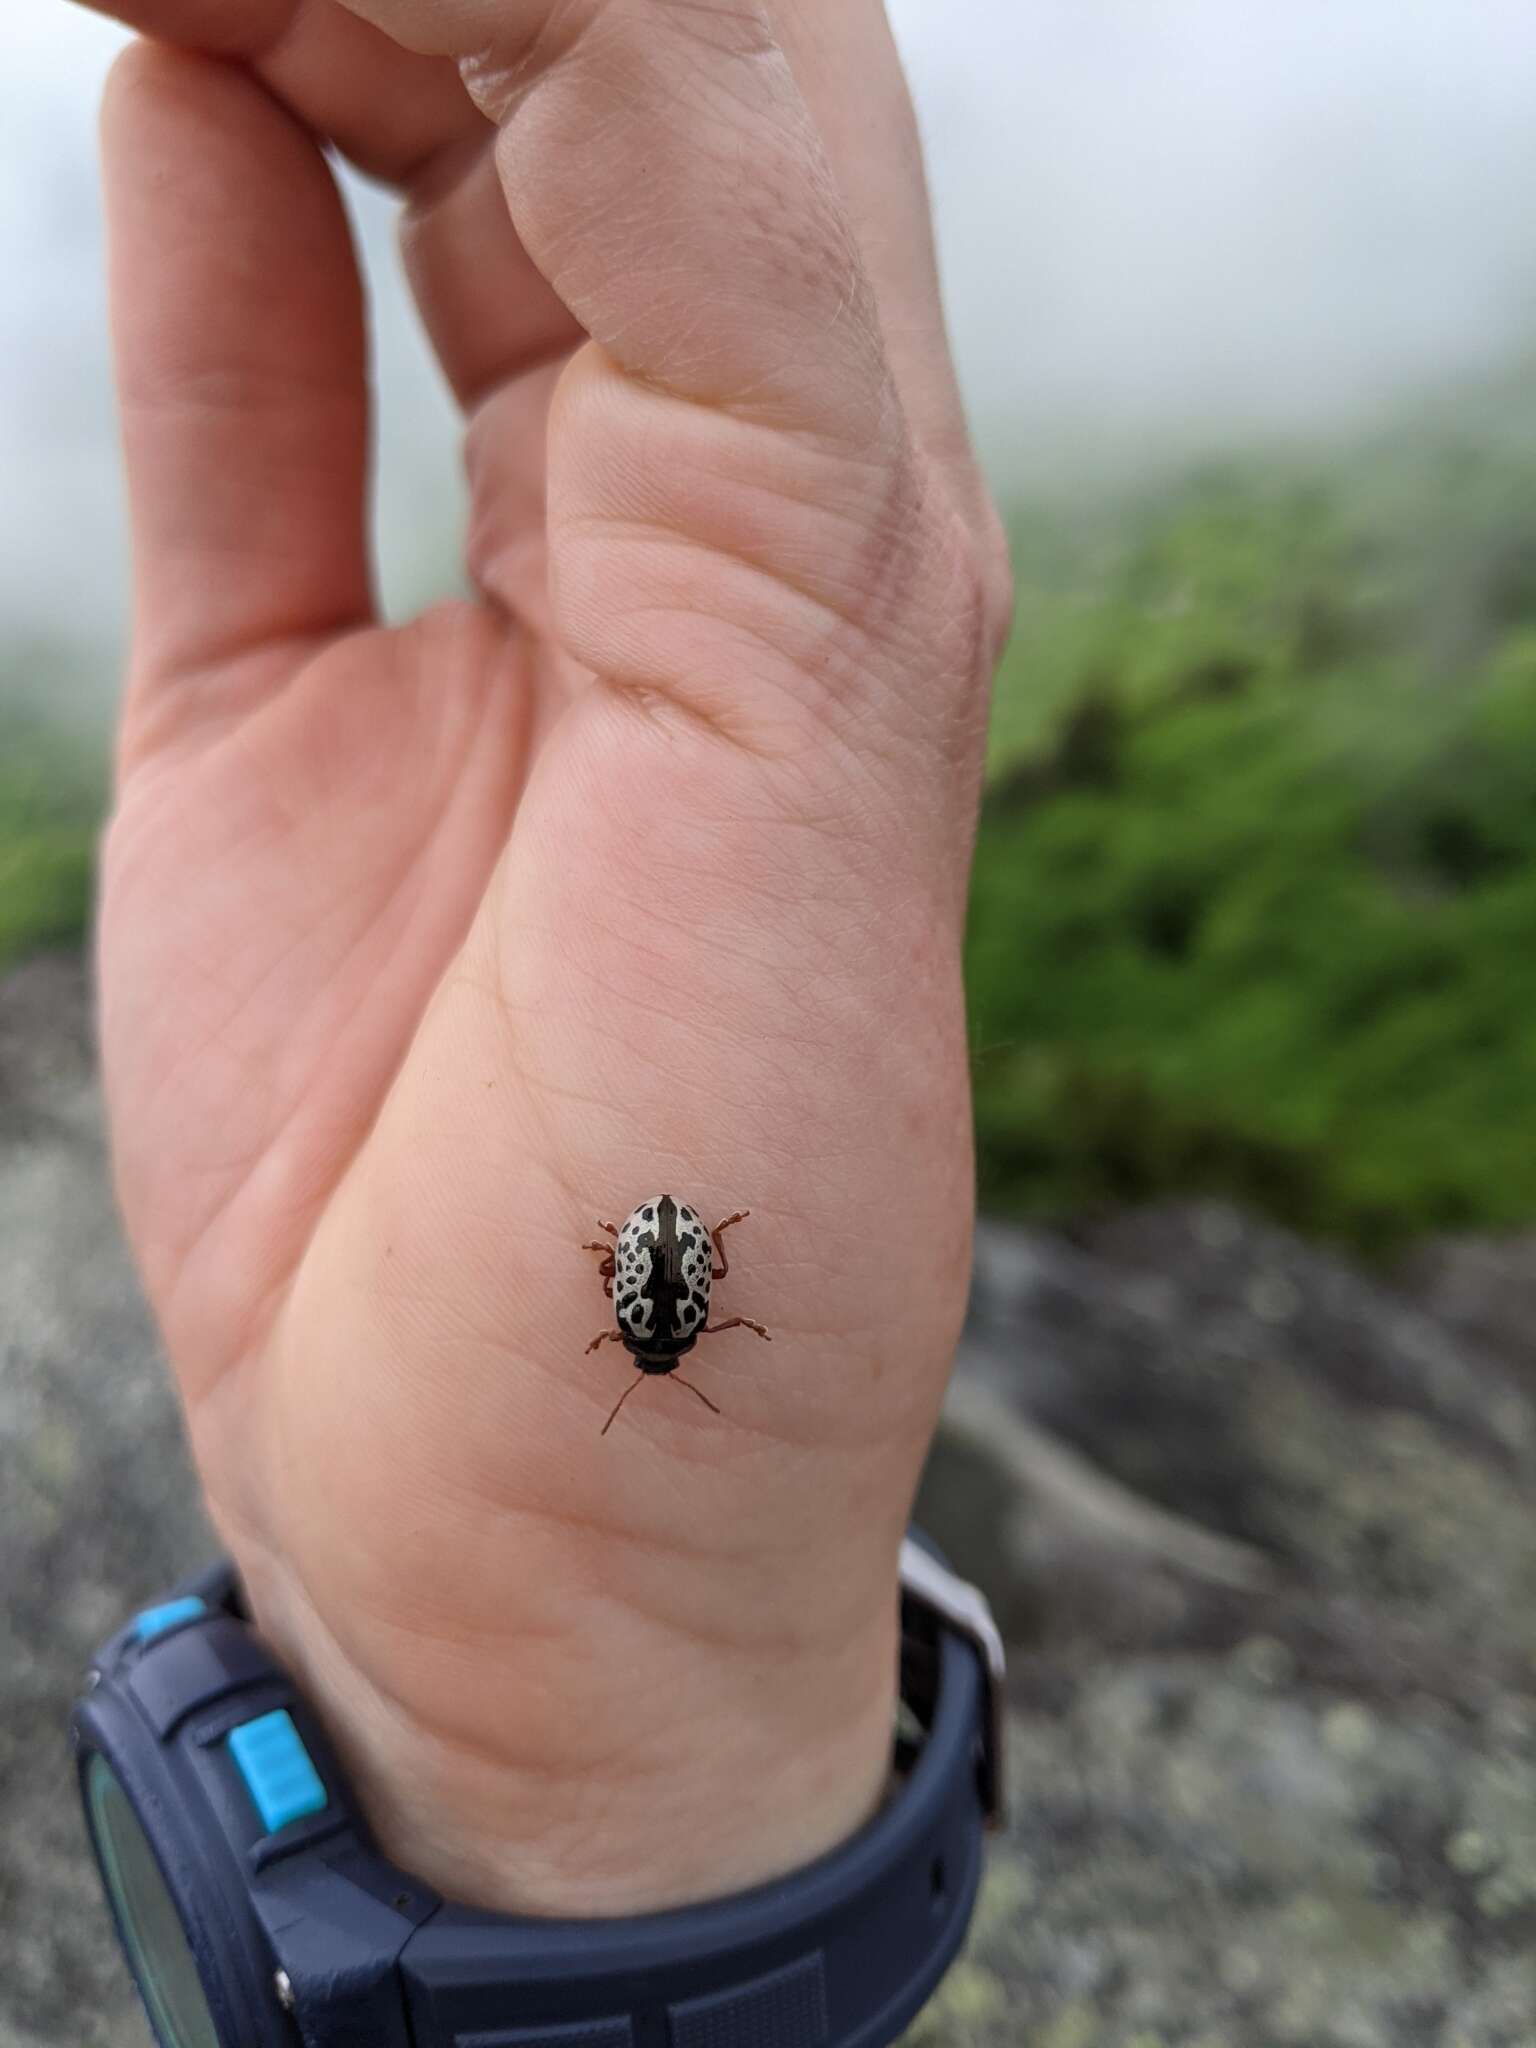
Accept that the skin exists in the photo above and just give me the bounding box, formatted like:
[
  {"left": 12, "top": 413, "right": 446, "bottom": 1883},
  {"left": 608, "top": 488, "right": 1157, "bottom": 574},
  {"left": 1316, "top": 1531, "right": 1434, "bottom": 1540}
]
[{"left": 78, "top": 0, "right": 1013, "bottom": 1914}]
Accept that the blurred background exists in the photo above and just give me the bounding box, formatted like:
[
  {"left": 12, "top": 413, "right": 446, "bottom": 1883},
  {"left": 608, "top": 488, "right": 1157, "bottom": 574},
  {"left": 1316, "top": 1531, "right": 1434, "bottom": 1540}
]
[{"left": 6, "top": 4, "right": 1536, "bottom": 2045}]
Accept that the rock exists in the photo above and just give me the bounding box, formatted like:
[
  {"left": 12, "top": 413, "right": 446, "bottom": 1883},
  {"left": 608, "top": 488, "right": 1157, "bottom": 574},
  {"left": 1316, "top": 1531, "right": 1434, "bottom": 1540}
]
[
  {"left": 4, "top": 955, "right": 1536, "bottom": 2046},
  {"left": 0, "top": 953, "right": 211, "bottom": 2048},
  {"left": 1397, "top": 1231, "right": 1536, "bottom": 1364},
  {"left": 914, "top": 1210, "right": 1536, "bottom": 2046}
]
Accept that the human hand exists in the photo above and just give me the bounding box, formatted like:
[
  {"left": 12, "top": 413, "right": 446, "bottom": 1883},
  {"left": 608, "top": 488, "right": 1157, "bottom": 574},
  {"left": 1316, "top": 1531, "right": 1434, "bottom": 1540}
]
[{"left": 87, "top": 0, "right": 1012, "bottom": 1913}]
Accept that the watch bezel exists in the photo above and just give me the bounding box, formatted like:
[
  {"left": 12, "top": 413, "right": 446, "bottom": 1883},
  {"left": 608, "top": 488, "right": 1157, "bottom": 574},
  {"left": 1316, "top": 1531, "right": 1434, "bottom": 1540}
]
[{"left": 75, "top": 1667, "right": 287, "bottom": 2048}]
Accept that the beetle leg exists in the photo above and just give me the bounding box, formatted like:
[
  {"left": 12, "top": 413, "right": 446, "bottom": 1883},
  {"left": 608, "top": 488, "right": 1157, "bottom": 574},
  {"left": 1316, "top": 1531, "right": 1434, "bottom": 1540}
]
[
  {"left": 699, "top": 1315, "right": 771, "bottom": 1342},
  {"left": 582, "top": 1242, "right": 618, "bottom": 1296},
  {"left": 601, "top": 1375, "right": 646, "bottom": 1437},
  {"left": 671, "top": 1375, "right": 722, "bottom": 1418},
  {"left": 596, "top": 1219, "right": 619, "bottom": 1237},
  {"left": 586, "top": 1328, "right": 626, "bottom": 1355},
  {"left": 709, "top": 1209, "right": 749, "bottom": 1280}
]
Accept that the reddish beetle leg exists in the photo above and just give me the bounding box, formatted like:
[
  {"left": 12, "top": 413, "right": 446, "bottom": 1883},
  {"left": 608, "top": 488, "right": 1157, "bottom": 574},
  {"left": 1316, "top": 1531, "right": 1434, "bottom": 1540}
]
[
  {"left": 582, "top": 1220, "right": 619, "bottom": 1298},
  {"left": 709, "top": 1210, "right": 749, "bottom": 1282}
]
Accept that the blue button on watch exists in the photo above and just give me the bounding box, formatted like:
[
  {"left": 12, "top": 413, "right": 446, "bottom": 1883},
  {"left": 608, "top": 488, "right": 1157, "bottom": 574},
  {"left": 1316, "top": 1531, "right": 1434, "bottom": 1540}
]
[
  {"left": 132, "top": 1595, "right": 209, "bottom": 1644},
  {"left": 228, "top": 1710, "right": 329, "bottom": 1834},
  {"left": 73, "top": 1538, "right": 1005, "bottom": 2048}
]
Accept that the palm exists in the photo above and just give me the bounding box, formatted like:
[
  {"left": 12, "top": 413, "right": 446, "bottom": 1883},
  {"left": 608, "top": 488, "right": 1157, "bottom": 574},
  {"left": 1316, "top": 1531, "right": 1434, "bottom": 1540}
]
[
  {"left": 105, "top": 506, "right": 943, "bottom": 1370},
  {"left": 103, "top": 606, "right": 535, "bottom": 1383},
  {"left": 88, "top": 0, "right": 1009, "bottom": 1910}
]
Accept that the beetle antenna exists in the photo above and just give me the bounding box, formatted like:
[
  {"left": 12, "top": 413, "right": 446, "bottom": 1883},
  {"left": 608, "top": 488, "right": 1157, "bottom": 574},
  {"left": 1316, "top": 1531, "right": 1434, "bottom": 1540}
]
[
  {"left": 601, "top": 1376, "right": 645, "bottom": 1438},
  {"left": 672, "top": 1375, "right": 722, "bottom": 1418}
]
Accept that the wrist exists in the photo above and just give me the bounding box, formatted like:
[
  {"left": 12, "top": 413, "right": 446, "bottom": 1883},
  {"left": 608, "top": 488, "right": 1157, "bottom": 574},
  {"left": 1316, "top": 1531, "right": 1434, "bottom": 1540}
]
[{"left": 230, "top": 1520, "right": 906, "bottom": 1916}]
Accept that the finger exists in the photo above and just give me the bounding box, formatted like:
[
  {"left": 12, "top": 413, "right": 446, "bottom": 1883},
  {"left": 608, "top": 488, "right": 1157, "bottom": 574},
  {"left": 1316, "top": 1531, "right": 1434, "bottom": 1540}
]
[
  {"left": 80, "top": 0, "right": 584, "bottom": 507},
  {"left": 103, "top": 43, "right": 372, "bottom": 707},
  {"left": 460, "top": 356, "right": 571, "bottom": 629},
  {"left": 404, "top": 0, "right": 974, "bottom": 490},
  {"left": 401, "top": 137, "right": 582, "bottom": 411},
  {"left": 77, "top": 0, "right": 480, "bottom": 184},
  {"left": 332, "top": 0, "right": 897, "bottom": 454}
]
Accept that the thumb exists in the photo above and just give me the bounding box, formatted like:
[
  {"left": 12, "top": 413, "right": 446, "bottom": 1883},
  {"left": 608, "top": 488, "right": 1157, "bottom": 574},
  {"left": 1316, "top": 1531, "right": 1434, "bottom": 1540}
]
[{"left": 336, "top": 0, "right": 989, "bottom": 754}]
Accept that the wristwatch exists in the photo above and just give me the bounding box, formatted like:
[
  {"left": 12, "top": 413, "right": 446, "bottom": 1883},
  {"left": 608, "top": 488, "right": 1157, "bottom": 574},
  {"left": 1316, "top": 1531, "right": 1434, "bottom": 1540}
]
[{"left": 72, "top": 1535, "right": 1005, "bottom": 2048}]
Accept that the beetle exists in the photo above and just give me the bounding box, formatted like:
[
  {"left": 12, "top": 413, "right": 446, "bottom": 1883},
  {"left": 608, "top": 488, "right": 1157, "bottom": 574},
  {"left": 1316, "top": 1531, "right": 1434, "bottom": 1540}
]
[{"left": 583, "top": 1195, "right": 771, "bottom": 1435}]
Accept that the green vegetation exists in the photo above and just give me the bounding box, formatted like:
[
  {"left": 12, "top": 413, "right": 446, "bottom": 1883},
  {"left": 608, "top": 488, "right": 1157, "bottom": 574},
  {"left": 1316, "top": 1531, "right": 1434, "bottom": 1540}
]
[
  {"left": 0, "top": 692, "right": 102, "bottom": 974},
  {"left": 970, "top": 387, "right": 1536, "bottom": 1248}
]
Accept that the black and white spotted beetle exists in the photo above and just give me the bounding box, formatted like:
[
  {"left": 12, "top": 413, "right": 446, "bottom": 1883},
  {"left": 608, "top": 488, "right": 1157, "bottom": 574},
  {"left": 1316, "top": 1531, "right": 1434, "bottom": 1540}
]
[{"left": 583, "top": 1195, "right": 771, "bottom": 1435}]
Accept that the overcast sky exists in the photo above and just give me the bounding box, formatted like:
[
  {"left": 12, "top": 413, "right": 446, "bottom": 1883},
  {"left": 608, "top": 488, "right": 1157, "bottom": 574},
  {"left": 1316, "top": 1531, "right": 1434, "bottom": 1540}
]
[{"left": 7, "top": 2, "right": 1536, "bottom": 663}]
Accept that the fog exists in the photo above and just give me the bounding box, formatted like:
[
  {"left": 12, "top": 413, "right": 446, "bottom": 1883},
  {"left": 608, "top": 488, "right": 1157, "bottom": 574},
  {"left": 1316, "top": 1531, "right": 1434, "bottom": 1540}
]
[
  {"left": 919, "top": 2, "right": 1536, "bottom": 470},
  {"left": 7, "top": 0, "right": 1536, "bottom": 663}
]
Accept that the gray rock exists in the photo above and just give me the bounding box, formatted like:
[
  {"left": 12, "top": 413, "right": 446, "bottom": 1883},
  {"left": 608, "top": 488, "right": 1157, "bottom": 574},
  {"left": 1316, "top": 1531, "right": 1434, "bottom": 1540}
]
[
  {"left": 4, "top": 954, "right": 1536, "bottom": 2046},
  {"left": 914, "top": 1212, "right": 1536, "bottom": 2047},
  {"left": 1, "top": 954, "right": 211, "bottom": 2048}
]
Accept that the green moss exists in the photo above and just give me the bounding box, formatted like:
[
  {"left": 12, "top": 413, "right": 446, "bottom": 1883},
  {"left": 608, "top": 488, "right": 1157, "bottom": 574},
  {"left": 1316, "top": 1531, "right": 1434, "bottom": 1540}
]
[
  {"left": 971, "top": 402, "right": 1536, "bottom": 1249},
  {"left": 0, "top": 830, "right": 94, "bottom": 966},
  {"left": 0, "top": 696, "right": 101, "bottom": 972}
]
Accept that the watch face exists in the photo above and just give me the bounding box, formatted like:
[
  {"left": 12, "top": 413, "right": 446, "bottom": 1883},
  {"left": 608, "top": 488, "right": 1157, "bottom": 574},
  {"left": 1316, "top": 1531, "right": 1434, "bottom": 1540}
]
[{"left": 84, "top": 1753, "right": 222, "bottom": 2048}]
